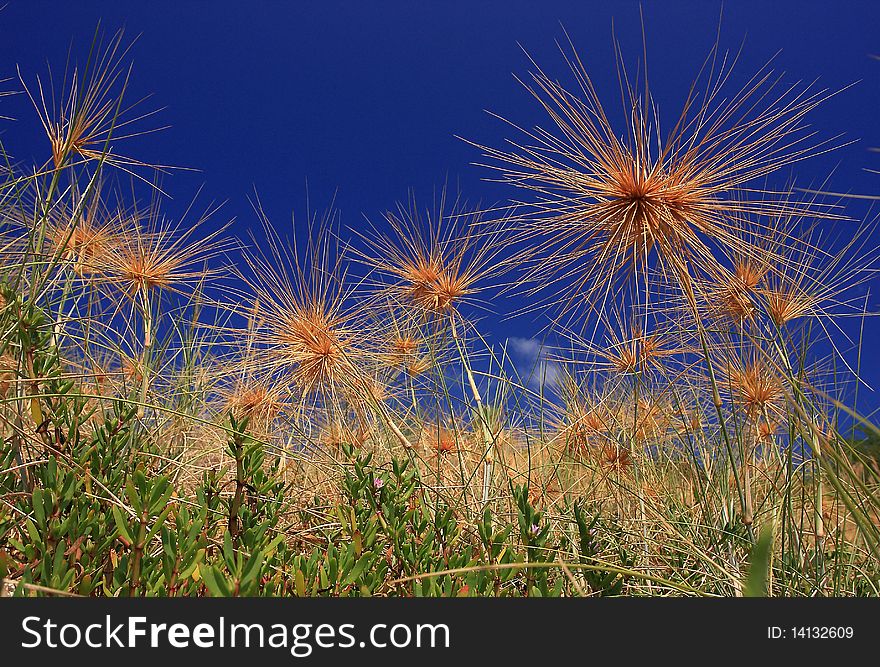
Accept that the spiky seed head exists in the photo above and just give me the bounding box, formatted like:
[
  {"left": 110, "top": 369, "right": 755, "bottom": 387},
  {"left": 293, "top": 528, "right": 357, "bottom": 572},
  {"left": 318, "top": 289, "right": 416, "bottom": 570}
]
[
  {"left": 273, "top": 304, "right": 356, "bottom": 396},
  {"left": 102, "top": 199, "right": 229, "bottom": 299},
  {"left": 471, "top": 34, "right": 842, "bottom": 318},
  {"left": 420, "top": 421, "right": 457, "bottom": 454},
  {"left": 223, "top": 380, "right": 287, "bottom": 426},
  {"left": 406, "top": 355, "right": 432, "bottom": 377},
  {"left": 726, "top": 359, "right": 785, "bottom": 419},
  {"left": 46, "top": 205, "right": 121, "bottom": 278},
  {"left": 20, "top": 29, "right": 166, "bottom": 175},
  {"left": 237, "top": 201, "right": 372, "bottom": 406},
  {"left": 356, "top": 193, "right": 506, "bottom": 320},
  {"left": 600, "top": 444, "right": 632, "bottom": 474}
]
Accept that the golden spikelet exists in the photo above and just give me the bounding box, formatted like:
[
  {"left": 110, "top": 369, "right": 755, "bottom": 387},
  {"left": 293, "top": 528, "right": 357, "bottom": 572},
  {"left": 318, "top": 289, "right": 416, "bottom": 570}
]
[
  {"left": 470, "top": 31, "right": 845, "bottom": 316},
  {"left": 102, "top": 196, "right": 230, "bottom": 299},
  {"left": 419, "top": 419, "right": 458, "bottom": 455},
  {"left": 599, "top": 443, "right": 633, "bottom": 475},
  {"left": 551, "top": 370, "right": 614, "bottom": 458},
  {"left": 357, "top": 192, "right": 506, "bottom": 320},
  {"left": 236, "top": 199, "right": 371, "bottom": 407},
  {"left": 19, "top": 28, "right": 167, "bottom": 177},
  {"left": 41, "top": 191, "right": 129, "bottom": 280},
  {"left": 756, "top": 216, "right": 879, "bottom": 327},
  {"left": 718, "top": 349, "right": 786, "bottom": 420},
  {"left": 221, "top": 378, "right": 288, "bottom": 428},
  {"left": 559, "top": 307, "right": 691, "bottom": 380}
]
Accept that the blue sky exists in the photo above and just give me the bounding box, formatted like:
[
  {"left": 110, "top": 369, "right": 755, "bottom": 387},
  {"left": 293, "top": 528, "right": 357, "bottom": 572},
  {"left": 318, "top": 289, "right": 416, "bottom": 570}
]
[{"left": 3, "top": 1, "right": 880, "bottom": 414}]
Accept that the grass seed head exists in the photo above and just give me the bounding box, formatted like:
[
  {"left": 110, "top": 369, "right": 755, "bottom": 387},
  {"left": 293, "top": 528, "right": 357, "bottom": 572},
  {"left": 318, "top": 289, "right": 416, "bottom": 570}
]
[
  {"left": 357, "top": 192, "right": 507, "bottom": 320},
  {"left": 20, "top": 29, "right": 166, "bottom": 175},
  {"left": 471, "top": 32, "right": 843, "bottom": 318}
]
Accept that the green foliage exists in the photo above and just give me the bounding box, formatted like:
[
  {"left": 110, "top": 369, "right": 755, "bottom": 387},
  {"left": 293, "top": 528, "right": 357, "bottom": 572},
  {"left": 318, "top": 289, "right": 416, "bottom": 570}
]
[
  {"left": 0, "top": 313, "right": 647, "bottom": 598},
  {"left": 2, "top": 259, "right": 878, "bottom": 598},
  {"left": 569, "top": 502, "right": 631, "bottom": 596},
  {"left": 743, "top": 525, "right": 774, "bottom": 597}
]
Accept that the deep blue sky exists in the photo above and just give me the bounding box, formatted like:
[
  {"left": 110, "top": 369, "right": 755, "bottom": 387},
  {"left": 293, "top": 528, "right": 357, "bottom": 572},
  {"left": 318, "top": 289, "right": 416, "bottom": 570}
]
[{"left": 3, "top": 1, "right": 880, "bottom": 413}]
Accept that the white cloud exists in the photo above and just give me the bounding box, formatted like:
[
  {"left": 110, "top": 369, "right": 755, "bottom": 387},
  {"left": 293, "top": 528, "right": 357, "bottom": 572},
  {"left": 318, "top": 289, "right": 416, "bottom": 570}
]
[
  {"left": 509, "top": 336, "right": 542, "bottom": 359},
  {"left": 507, "top": 336, "right": 561, "bottom": 390}
]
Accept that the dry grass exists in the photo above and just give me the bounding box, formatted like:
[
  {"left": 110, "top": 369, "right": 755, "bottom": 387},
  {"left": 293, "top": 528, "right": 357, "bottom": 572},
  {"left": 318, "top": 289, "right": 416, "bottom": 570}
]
[{"left": 2, "top": 25, "right": 880, "bottom": 596}]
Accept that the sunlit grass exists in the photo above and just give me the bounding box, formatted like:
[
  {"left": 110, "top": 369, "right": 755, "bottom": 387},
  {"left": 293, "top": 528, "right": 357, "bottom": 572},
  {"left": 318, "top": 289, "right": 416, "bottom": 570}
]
[{"left": 1, "top": 26, "right": 879, "bottom": 597}]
